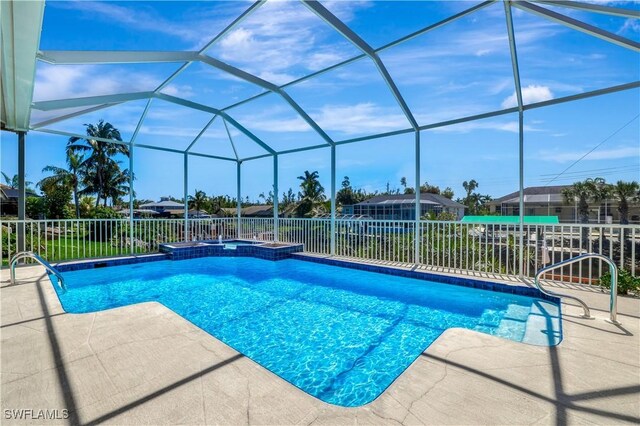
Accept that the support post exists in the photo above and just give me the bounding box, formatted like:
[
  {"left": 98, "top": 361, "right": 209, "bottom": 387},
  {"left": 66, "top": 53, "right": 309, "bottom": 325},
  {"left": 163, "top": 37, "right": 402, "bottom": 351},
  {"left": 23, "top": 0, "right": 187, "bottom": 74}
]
[
  {"left": 129, "top": 144, "right": 134, "bottom": 254},
  {"left": 184, "top": 153, "right": 189, "bottom": 241},
  {"left": 236, "top": 161, "right": 242, "bottom": 239},
  {"left": 273, "top": 154, "right": 279, "bottom": 242},
  {"left": 330, "top": 145, "right": 336, "bottom": 256},
  {"left": 17, "top": 132, "right": 26, "bottom": 254},
  {"left": 414, "top": 131, "right": 421, "bottom": 265},
  {"left": 518, "top": 111, "right": 525, "bottom": 278}
]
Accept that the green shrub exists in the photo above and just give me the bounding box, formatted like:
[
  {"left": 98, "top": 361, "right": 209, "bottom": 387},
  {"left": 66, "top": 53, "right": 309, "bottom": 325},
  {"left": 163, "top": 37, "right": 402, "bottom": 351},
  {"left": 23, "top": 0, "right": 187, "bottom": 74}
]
[
  {"left": 26, "top": 196, "right": 46, "bottom": 219},
  {"left": 599, "top": 269, "right": 640, "bottom": 295}
]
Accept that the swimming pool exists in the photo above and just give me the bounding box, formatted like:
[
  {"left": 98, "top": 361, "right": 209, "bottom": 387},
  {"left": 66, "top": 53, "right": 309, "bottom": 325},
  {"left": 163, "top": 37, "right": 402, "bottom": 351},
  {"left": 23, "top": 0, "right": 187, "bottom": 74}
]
[{"left": 52, "top": 257, "right": 561, "bottom": 407}]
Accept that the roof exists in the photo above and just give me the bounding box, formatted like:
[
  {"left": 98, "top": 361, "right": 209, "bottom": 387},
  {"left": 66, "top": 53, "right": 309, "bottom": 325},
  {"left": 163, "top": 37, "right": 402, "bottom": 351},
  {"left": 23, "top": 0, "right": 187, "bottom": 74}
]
[
  {"left": 139, "top": 200, "right": 184, "bottom": 208},
  {"left": 354, "top": 193, "right": 465, "bottom": 208},
  {"left": 461, "top": 216, "right": 560, "bottom": 224},
  {"left": 0, "top": 183, "right": 40, "bottom": 199},
  {"left": 221, "top": 205, "right": 273, "bottom": 217},
  {"left": 492, "top": 186, "right": 571, "bottom": 204}
]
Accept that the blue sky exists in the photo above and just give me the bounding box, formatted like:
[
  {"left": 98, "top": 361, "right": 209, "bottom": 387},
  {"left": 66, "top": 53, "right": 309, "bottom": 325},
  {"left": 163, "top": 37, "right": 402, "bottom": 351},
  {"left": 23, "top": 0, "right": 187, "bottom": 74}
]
[{"left": 1, "top": 0, "right": 639, "bottom": 202}]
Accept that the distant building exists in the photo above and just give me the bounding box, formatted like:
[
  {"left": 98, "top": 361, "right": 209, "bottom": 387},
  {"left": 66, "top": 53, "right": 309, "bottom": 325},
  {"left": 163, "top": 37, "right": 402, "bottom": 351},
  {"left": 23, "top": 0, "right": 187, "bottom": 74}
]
[
  {"left": 221, "top": 205, "right": 274, "bottom": 217},
  {"left": 139, "top": 197, "right": 184, "bottom": 215},
  {"left": 342, "top": 193, "right": 465, "bottom": 220},
  {"left": 488, "top": 185, "right": 640, "bottom": 224},
  {"left": 0, "top": 183, "right": 40, "bottom": 216}
]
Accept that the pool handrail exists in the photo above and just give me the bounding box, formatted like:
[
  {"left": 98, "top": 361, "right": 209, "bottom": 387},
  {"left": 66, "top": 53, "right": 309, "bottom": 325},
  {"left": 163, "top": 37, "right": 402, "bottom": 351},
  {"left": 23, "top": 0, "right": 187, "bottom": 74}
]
[
  {"left": 535, "top": 253, "right": 618, "bottom": 324},
  {"left": 10, "top": 251, "right": 67, "bottom": 292}
]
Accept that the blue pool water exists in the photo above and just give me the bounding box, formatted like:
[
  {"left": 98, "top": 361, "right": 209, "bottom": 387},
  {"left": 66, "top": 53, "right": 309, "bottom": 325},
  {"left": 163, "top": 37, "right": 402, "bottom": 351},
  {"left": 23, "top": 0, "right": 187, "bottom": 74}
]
[{"left": 53, "top": 257, "right": 561, "bottom": 407}]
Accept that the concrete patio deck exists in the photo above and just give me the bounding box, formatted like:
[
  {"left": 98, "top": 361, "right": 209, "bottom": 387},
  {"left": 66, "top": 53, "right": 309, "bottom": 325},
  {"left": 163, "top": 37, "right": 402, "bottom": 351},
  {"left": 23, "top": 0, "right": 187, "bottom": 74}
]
[{"left": 1, "top": 264, "right": 639, "bottom": 425}]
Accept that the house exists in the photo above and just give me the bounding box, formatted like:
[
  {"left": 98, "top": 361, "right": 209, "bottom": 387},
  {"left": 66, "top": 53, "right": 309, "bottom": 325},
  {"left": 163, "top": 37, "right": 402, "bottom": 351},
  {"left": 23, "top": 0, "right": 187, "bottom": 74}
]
[
  {"left": 342, "top": 193, "right": 465, "bottom": 220},
  {"left": 139, "top": 197, "right": 184, "bottom": 215},
  {"left": 0, "top": 183, "right": 40, "bottom": 216},
  {"left": 221, "top": 205, "right": 274, "bottom": 217},
  {"left": 488, "top": 185, "right": 640, "bottom": 224}
]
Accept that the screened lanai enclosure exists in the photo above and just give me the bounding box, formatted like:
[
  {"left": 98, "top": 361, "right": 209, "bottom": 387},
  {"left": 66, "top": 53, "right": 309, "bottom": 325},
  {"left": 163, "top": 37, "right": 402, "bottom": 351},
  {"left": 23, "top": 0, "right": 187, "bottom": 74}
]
[{"left": 2, "top": 0, "right": 639, "bottom": 284}]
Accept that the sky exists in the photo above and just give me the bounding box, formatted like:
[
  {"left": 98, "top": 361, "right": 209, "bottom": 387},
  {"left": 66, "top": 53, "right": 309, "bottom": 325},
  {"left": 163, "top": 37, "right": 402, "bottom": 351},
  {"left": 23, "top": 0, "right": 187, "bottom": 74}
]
[{"left": 1, "top": 0, "right": 639, "bottom": 203}]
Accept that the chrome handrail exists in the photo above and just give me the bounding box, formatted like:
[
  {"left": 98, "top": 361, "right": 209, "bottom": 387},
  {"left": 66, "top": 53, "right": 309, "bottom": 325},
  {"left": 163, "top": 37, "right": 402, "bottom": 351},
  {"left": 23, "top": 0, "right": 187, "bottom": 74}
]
[
  {"left": 535, "top": 253, "right": 618, "bottom": 324},
  {"left": 10, "top": 251, "right": 66, "bottom": 292}
]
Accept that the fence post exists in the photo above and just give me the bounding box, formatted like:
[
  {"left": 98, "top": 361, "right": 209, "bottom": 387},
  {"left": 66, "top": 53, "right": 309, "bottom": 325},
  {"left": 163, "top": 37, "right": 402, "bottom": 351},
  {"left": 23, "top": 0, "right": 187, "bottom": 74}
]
[
  {"left": 330, "top": 146, "right": 336, "bottom": 256},
  {"left": 17, "top": 132, "right": 26, "bottom": 255},
  {"left": 236, "top": 161, "right": 242, "bottom": 239},
  {"left": 414, "top": 131, "right": 421, "bottom": 265},
  {"left": 184, "top": 153, "right": 189, "bottom": 242},
  {"left": 273, "top": 154, "right": 279, "bottom": 242}
]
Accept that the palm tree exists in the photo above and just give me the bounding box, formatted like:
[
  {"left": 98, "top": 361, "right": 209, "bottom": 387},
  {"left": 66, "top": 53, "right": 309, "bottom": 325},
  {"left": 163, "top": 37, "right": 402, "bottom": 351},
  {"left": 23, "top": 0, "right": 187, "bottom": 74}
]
[
  {"left": 101, "top": 162, "right": 131, "bottom": 207},
  {"left": 563, "top": 177, "right": 607, "bottom": 248},
  {"left": 67, "top": 120, "right": 128, "bottom": 207},
  {"left": 297, "top": 170, "right": 325, "bottom": 217},
  {"left": 40, "top": 152, "right": 85, "bottom": 218},
  {"left": 461, "top": 179, "right": 479, "bottom": 214},
  {"left": 189, "top": 190, "right": 208, "bottom": 213},
  {"left": 611, "top": 180, "right": 640, "bottom": 225},
  {"left": 298, "top": 171, "right": 325, "bottom": 202},
  {"left": 562, "top": 177, "right": 606, "bottom": 224},
  {"left": 462, "top": 179, "right": 478, "bottom": 199},
  {"left": 2, "top": 172, "right": 34, "bottom": 191}
]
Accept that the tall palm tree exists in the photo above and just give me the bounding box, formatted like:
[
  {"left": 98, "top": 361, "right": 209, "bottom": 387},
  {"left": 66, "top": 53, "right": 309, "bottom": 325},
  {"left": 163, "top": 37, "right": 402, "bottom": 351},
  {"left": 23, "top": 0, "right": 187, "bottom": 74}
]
[
  {"left": 67, "top": 120, "right": 128, "bottom": 207},
  {"left": 297, "top": 171, "right": 325, "bottom": 217},
  {"left": 189, "top": 190, "right": 208, "bottom": 213},
  {"left": 40, "top": 152, "right": 85, "bottom": 218},
  {"left": 611, "top": 180, "right": 640, "bottom": 225},
  {"left": 462, "top": 179, "right": 478, "bottom": 199},
  {"left": 298, "top": 171, "right": 325, "bottom": 203}
]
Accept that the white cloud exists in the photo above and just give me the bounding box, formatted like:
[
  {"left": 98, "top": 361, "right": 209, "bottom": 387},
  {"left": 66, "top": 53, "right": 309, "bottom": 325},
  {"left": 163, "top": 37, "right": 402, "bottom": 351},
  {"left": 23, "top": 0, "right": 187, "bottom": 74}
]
[
  {"left": 209, "top": 1, "right": 365, "bottom": 84},
  {"left": 233, "top": 102, "right": 410, "bottom": 136},
  {"left": 315, "top": 103, "right": 409, "bottom": 135},
  {"left": 50, "top": 1, "right": 247, "bottom": 49},
  {"left": 617, "top": 18, "right": 640, "bottom": 36},
  {"left": 538, "top": 146, "right": 640, "bottom": 163},
  {"left": 33, "top": 63, "right": 194, "bottom": 103},
  {"left": 501, "top": 85, "right": 554, "bottom": 108}
]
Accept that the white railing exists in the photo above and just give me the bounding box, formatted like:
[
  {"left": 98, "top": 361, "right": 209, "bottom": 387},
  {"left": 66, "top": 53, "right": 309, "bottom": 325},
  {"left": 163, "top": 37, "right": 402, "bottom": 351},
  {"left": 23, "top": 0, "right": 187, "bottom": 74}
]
[
  {"left": 2, "top": 218, "right": 638, "bottom": 287},
  {"left": 279, "top": 218, "right": 331, "bottom": 254},
  {"left": 239, "top": 218, "right": 275, "bottom": 241}
]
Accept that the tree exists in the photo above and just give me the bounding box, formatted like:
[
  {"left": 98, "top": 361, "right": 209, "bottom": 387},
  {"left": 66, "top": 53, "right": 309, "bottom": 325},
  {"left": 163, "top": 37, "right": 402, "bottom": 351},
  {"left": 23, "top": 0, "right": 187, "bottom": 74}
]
[
  {"left": 258, "top": 191, "right": 274, "bottom": 205},
  {"left": 400, "top": 177, "right": 407, "bottom": 191},
  {"left": 40, "top": 152, "right": 85, "bottom": 218},
  {"left": 337, "top": 176, "right": 355, "bottom": 206},
  {"left": 462, "top": 179, "right": 478, "bottom": 199},
  {"left": 79, "top": 196, "right": 97, "bottom": 217},
  {"left": 296, "top": 170, "right": 325, "bottom": 217},
  {"left": 101, "top": 162, "right": 131, "bottom": 207},
  {"left": 40, "top": 182, "right": 73, "bottom": 219},
  {"left": 2, "top": 172, "right": 34, "bottom": 192},
  {"left": 611, "top": 180, "right": 639, "bottom": 225},
  {"left": 189, "top": 190, "right": 208, "bottom": 212},
  {"left": 459, "top": 180, "right": 491, "bottom": 215},
  {"left": 562, "top": 177, "right": 606, "bottom": 224},
  {"left": 442, "top": 187, "right": 454, "bottom": 200},
  {"left": 67, "top": 120, "right": 128, "bottom": 207},
  {"left": 420, "top": 181, "right": 440, "bottom": 194}
]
